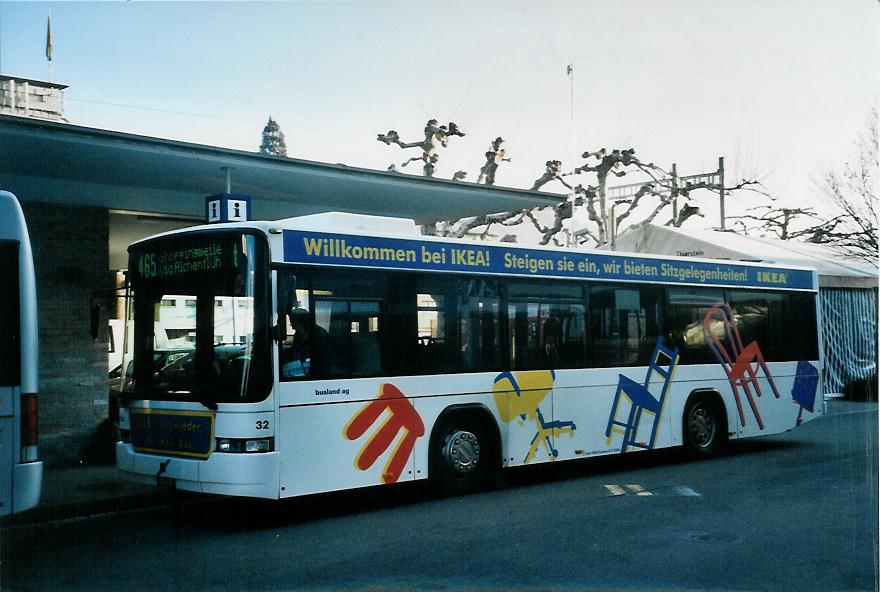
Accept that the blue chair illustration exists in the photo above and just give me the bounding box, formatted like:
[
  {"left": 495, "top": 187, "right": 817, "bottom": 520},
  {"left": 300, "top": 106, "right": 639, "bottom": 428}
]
[
  {"left": 606, "top": 338, "right": 680, "bottom": 453},
  {"left": 791, "top": 361, "right": 819, "bottom": 426}
]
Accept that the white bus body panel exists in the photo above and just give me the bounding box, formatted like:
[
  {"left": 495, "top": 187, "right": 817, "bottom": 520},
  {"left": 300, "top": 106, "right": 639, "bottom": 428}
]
[
  {"left": 118, "top": 357, "right": 823, "bottom": 500},
  {"left": 275, "top": 359, "right": 822, "bottom": 498}
]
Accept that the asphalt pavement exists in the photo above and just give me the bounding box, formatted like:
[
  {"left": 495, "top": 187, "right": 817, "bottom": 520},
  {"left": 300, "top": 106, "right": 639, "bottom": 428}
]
[{"left": 2, "top": 397, "right": 876, "bottom": 527}]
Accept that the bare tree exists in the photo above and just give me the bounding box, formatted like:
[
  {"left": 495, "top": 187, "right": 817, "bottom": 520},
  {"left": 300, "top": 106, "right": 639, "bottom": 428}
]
[
  {"left": 732, "top": 112, "right": 878, "bottom": 265},
  {"left": 434, "top": 148, "right": 764, "bottom": 247},
  {"left": 806, "top": 111, "right": 878, "bottom": 264},
  {"left": 728, "top": 205, "right": 825, "bottom": 241},
  {"left": 570, "top": 148, "right": 670, "bottom": 244},
  {"left": 477, "top": 137, "right": 511, "bottom": 185},
  {"left": 377, "top": 119, "right": 465, "bottom": 178}
]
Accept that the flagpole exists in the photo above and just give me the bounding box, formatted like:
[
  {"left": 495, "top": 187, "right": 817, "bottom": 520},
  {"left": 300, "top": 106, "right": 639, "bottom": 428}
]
[
  {"left": 567, "top": 63, "right": 575, "bottom": 247},
  {"left": 46, "top": 10, "right": 53, "bottom": 83}
]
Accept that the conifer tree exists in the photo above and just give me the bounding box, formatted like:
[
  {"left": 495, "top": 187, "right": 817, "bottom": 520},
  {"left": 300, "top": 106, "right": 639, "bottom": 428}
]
[{"left": 259, "top": 116, "right": 287, "bottom": 156}]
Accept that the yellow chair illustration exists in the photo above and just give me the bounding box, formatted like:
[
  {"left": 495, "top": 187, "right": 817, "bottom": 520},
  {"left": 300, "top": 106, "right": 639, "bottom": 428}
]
[{"left": 493, "top": 370, "right": 576, "bottom": 464}]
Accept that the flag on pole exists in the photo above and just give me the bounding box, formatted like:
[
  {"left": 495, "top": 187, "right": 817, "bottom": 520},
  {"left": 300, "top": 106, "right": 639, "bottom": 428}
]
[{"left": 46, "top": 11, "right": 53, "bottom": 62}]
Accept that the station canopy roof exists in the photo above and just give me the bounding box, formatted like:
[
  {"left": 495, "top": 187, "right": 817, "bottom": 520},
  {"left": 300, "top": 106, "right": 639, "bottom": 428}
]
[
  {"left": 0, "top": 114, "right": 563, "bottom": 225},
  {"left": 613, "top": 223, "right": 878, "bottom": 289}
]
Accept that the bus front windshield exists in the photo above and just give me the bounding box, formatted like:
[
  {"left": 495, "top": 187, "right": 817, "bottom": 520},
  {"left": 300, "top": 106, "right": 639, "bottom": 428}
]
[{"left": 126, "top": 231, "right": 270, "bottom": 404}]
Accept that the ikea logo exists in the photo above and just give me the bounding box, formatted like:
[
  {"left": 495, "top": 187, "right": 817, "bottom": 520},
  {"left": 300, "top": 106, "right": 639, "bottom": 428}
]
[{"left": 756, "top": 271, "right": 788, "bottom": 285}]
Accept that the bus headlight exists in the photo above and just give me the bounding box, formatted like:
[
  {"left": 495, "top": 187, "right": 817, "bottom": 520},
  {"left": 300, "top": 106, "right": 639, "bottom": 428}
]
[{"left": 215, "top": 437, "right": 274, "bottom": 453}]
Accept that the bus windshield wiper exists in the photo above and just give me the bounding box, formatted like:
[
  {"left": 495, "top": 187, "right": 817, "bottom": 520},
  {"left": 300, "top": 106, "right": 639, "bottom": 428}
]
[
  {"left": 191, "top": 388, "right": 219, "bottom": 411},
  {"left": 118, "top": 387, "right": 166, "bottom": 406}
]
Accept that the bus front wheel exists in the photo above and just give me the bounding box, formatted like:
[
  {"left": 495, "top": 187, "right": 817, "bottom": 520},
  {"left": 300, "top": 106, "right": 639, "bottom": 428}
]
[
  {"left": 429, "top": 412, "right": 498, "bottom": 494},
  {"left": 683, "top": 394, "right": 727, "bottom": 458}
]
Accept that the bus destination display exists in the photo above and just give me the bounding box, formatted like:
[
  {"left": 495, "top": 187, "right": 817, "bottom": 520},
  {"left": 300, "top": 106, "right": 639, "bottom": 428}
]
[{"left": 131, "top": 234, "right": 245, "bottom": 283}]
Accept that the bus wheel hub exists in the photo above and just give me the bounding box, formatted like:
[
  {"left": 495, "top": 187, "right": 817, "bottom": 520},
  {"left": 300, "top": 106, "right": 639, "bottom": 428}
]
[
  {"left": 442, "top": 430, "right": 480, "bottom": 475},
  {"left": 690, "top": 407, "right": 714, "bottom": 446}
]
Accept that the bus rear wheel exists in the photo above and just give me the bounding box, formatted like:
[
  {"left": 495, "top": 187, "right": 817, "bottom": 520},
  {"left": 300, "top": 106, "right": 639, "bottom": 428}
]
[{"left": 683, "top": 395, "right": 727, "bottom": 458}]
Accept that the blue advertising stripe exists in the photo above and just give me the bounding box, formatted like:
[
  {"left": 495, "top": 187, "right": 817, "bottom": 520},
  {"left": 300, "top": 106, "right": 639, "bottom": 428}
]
[{"left": 282, "top": 230, "right": 815, "bottom": 290}]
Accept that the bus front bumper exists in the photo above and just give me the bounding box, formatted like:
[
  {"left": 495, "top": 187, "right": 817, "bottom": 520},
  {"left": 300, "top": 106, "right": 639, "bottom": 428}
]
[
  {"left": 116, "top": 443, "right": 279, "bottom": 499},
  {"left": 12, "top": 460, "right": 43, "bottom": 513}
]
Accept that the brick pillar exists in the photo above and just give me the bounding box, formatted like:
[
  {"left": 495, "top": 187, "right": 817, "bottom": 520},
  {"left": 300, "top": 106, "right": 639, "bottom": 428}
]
[{"left": 21, "top": 203, "right": 110, "bottom": 466}]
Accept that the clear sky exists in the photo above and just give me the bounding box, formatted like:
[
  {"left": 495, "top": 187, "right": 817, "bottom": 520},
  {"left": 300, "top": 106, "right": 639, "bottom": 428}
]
[{"left": 1, "top": 0, "right": 877, "bottom": 229}]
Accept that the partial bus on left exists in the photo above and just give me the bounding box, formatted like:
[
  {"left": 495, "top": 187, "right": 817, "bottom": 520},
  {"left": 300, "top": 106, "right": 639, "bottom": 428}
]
[{"left": 0, "top": 191, "right": 43, "bottom": 516}]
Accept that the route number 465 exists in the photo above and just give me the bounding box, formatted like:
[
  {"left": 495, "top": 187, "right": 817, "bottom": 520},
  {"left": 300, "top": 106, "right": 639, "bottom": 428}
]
[{"left": 139, "top": 253, "right": 157, "bottom": 278}]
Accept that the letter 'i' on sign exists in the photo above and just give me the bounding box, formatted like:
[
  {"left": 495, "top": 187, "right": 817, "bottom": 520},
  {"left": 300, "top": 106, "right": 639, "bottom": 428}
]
[
  {"left": 228, "top": 199, "right": 247, "bottom": 222},
  {"left": 207, "top": 199, "right": 221, "bottom": 223},
  {"left": 205, "top": 194, "right": 252, "bottom": 224}
]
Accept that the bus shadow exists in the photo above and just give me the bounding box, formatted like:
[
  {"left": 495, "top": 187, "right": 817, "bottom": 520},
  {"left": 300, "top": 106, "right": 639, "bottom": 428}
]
[
  {"left": 164, "top": 438, "right": 808, "bottom": 532},
  {"left": 165, "top": 480, "right": 434, "bottom": 533},
  {"left": 501, "top": 436, "right": 808, "bottom": 489}
]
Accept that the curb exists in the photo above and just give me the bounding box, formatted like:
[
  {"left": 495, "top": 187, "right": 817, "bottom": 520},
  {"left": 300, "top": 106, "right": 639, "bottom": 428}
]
[{"left": 1, "top": 491, "right": 177, "bottom": 527}]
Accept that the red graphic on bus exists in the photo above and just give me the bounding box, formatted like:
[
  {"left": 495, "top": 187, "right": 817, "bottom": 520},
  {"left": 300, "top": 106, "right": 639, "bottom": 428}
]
[
  {"left": 344, "top": 383, "right": 425, "bottom": 484},
  {"left": 703, "top": 302, "right": 780, "bottom": 429}
]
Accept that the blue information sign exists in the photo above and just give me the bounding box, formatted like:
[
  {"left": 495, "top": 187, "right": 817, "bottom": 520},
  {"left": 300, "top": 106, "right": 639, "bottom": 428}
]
[
  {"left": 282, "top": 230, "right": 815, "bottom": 291},
  {"left": 205, "top": 193, "right": 252, "bottom": 224}
]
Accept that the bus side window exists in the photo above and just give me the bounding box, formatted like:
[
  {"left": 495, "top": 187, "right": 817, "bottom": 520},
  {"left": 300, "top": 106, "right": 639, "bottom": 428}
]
[
  {"left": 415, "top": 277, "right": 456, "bottom": 375},
  {"left": 459, "top": 279, "right": 502, "bottom": 372},
  {"left": 315, "top": 299, "right": 382, "bottom": 378},
  {"left": 727, "top": 291, "right": 785, "bottom": 361},
  {"left": 589, "top": 285, "right": 662, "bottom": 367},
  {"left": 665, "top": 289, "right": 725, "bottom": 365},
  {"left": 783, "top": 292, "right": 819, "bottom": 361},
  {"left": 508, "top": 300, "right": 586, "bottom": 370}
]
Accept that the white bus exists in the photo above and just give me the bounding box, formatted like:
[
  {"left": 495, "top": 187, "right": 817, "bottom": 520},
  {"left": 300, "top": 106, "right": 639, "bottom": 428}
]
[
  {"left": 117, "top": 212, "right": 824, "bottom": 498},
  {"left": 0, "top": 191, "right": 42, "bottom": 515}
]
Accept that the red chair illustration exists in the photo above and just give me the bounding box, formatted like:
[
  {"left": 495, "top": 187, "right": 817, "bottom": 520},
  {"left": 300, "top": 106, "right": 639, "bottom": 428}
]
[
  {"left": 605, "top": 338, "right": 680, "bottom": 453},
  {"left": 702, "top": 302, "right": 780, "bottom": 430}
]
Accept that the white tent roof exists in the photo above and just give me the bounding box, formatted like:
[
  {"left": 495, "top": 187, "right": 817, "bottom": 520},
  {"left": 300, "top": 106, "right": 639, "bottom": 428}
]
[{"left": 613, "top": 224, "right": 878, "bottom": 289}]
